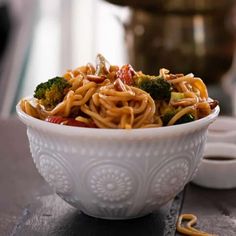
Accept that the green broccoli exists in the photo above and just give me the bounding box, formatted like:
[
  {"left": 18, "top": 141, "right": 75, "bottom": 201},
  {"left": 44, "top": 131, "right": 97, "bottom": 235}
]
[
  {"left": 170, "top": 92, "right": 185, "bottom": 102},
  {"left": 161, "top": 108, "right": 176, "bottom": 126},
  {"left": 135, "top": 75, "right": 172, "bottom": 101},
  {"left": 162, "top": 107, "right": 195, "bottom": 126},
  {"left": 34, "top": 77, "right": 71, "bottom": 109},
  {"left": 176, "top": 113, "right": 195, "bottom": 124}
]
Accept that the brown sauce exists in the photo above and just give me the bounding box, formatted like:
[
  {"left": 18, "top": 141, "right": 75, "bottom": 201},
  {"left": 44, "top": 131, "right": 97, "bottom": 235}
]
[{"left": 204, "top": 156, "right": 236, "bottom": 161}]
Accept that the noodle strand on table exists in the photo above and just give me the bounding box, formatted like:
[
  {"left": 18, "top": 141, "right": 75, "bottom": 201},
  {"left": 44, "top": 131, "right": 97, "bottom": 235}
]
[{"left": 177, "top": 214, "right": 217, "bottom": 236}]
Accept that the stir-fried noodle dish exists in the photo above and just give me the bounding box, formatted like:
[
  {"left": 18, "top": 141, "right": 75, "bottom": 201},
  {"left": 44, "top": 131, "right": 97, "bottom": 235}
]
[{"left": 20, "top": 54, "right": 218, "bottom": 129}]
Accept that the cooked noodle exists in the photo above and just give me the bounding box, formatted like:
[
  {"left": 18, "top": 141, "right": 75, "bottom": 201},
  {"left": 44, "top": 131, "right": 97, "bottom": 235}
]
[
  {"left": 20, "top": 55, "right": 218, "bottom": 129},
  {"left": 177, "top": 214, "right": 217, "bottom": 236}
]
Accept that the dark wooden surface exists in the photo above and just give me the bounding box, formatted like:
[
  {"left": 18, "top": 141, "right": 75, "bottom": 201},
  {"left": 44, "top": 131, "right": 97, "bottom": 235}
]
[
  {"left": 1, "top": 117, "right": 236, "bottom": 236},
  {"left": 178, "top": 184, "right": 236, "bottom": 236},
  {"left": 10, "top": 192, "right": 183, "bottom": 236},
  {"left": 0, "top": 117, "right": 51, "bottom": 236}
]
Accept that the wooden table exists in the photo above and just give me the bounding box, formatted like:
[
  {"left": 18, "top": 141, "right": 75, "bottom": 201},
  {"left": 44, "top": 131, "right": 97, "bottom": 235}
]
[{"left": 1, "top": 117, "right": 236, "bottom": 236}]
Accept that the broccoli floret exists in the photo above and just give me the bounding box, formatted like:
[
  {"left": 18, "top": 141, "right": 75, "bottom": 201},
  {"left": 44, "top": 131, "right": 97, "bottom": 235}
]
[
  {"left": 170, "top": 92, "right": 185, "bottom": 102},
  {"left": 34, "top": 77, "right": 71, "bottom": 109},
  {"left": 162, "top": 108, "right": 195, "bottom": 126},
  {"left": 176, "top": 114, "right": 195, "bottom": 125},
  {"left": 162, "top": 109, "right": 176, "bottom": 126},
  {"left": 136, "top": 75, "right": 172, "bottom": 100}
]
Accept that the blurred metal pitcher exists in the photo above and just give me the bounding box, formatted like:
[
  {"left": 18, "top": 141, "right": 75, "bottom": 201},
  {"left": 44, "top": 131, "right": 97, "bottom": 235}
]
[{"left": 106, "top": 0, "right": 236, "bottom": 85}]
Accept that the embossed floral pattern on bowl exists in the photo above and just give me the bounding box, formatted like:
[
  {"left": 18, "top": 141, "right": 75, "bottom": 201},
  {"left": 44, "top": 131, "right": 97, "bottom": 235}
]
[{"left": 16, "top": 103, "right": 219, "bottom": 219}]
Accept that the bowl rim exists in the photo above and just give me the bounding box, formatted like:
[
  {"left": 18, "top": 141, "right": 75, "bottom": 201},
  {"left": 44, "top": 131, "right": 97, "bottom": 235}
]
[{"left": 16, "top": 98, "right": 220, "bottom": 137}]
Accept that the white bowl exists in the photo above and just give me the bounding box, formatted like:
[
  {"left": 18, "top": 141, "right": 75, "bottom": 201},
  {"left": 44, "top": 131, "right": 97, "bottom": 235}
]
[
  {"left": 192, "top": 142, "right": 236, "bottom": 189},
  {"left": 192, "top": 116, "right": 236, "bottom": 189},
  {"left": 16, "top": 102, "right": 219, "bottom": 219},
  {"left": 207, "top": 116, "right": 236, "bottom": 144}
]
